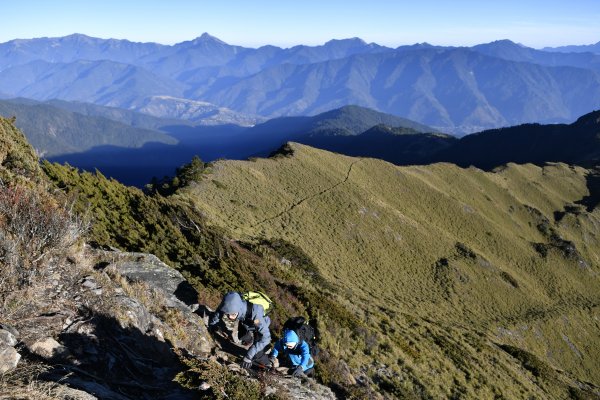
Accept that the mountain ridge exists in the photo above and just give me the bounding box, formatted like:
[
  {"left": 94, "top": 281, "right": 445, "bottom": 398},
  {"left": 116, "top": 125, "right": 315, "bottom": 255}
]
[
  {"left": 434, "top": 109, "right": 600, "bottom": 169},
  {"left": 196, "top": 47, "right": 600, "bottom": 132},
  {"left": 0, "top": 98, "right": 177, "bottom": 156},
  {"left": 543, "top": 41, "right": 600, "bottom": 54},
  {"left": 3, "top": 34, "right": 600, "bottom": 133}
]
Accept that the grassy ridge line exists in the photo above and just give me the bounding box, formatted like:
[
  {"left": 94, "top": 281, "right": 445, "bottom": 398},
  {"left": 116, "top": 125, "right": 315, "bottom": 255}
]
[
  {"left": 185, "top": 148, "right": 357, "bottom": 236},
  {"left": 182, "top": 145, "right": 593, "bottom": 316},
  {"left": 252, "top": 159, "right": 361, "bottom": 228},
  {"left": 182, "top": 142, "right": 600, "bottom": 393}
]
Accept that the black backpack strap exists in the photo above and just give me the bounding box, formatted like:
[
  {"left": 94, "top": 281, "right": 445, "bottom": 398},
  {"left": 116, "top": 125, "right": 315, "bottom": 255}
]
[{"left": 244, "top": 301, "right": 253, "bottom": 322}]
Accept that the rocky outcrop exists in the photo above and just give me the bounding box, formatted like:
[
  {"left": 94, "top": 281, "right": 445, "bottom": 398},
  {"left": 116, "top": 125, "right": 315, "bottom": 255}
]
[
  {"left": 102, "top": 250, "right": 213, "bottom": 356},
  {"left": 2, "top": 245, "right": 336, "bottom": 399},
  {"left": 0, "top": 325, "right": 18, "bottom": 348},
  {"left": 105, "top": 251, "right": 199, "bottom": 310},
  {"left": 270, "top": 375, "right": 337, "bottom": 399}
]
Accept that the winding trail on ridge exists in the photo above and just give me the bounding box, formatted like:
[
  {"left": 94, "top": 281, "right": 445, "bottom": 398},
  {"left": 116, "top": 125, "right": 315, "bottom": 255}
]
[{"left": 251, "top": 160, "right": 361, "bottom": 228}]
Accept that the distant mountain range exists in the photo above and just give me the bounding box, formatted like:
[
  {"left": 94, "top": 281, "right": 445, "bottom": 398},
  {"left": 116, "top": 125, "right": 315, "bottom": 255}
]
[
  {"left": 473, "top": 40, "right": 600, "bottom": 70},
  {"left": 197, "top": 47, "right": 600, "bottom": 133},
  {"left": 133, "top": 96, "right": 264, "bottom": 126},
  {"left": 233, "top": 105, "right": 438, "bottom": 157},
  {"left": 42, "top": 104, "right": 440, "bottom": 185},
  {"left": 12, "top": 97, "right": 598, "bottom": 186},
  {"left": 1, "top": 34, "right": 600, "bottom": 133},
  {"left": 0, "top": 99, "right": 176, "bottom": 157},
  {"left": 543, "top": 41, "right": 600, "bottom": 54}
]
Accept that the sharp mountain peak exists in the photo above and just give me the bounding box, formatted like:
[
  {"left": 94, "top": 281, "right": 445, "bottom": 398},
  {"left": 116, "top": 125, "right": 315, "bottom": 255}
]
[{"left": 188, "top": 32, "right": 229, "bottom": 46}]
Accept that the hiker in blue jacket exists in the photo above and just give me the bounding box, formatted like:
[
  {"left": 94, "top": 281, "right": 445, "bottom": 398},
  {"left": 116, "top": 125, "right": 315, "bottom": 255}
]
[
  {"left": 208, "top": 292, "right": 271, "bottom": 369},
  {"left": 269, "top": 329, "right": 314, "bottom": 377}
]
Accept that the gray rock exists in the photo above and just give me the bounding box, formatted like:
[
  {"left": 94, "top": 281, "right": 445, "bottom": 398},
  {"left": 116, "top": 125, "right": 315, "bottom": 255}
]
[
  {"left": 109, "top": 252, "right": 198, "bottom": 309},
  {"left": 0, "top": 346, "right": 20, "bottom": 373},
  {"left": 63, "top": 378, "right": 129, "bottom": 400},
  {"left": 0, "top": 324, "right": 19, "bottom": 341},
  {"left": 104, "top": 251, "right": 213, "bottom": 355},
  {"left": 115, "top": 295, "right": 153, "bottom": 333},
  {"left": 81, "top": 277, "right": 99, "bottom": 289},
  {"left": 270, "top": 374, "right": 337, "bottom": 400},
  {"left": 52, "top": 385, "right": 98, "bottom": 400},
  {"left": 215, "top": 349, "right": 229, "bottom": 362},
  {"left": 30, "top": 337, "right": 69, "bottom": 360},
  {"left": 0, "top": 329, "right": 18, "bottom": 348}
]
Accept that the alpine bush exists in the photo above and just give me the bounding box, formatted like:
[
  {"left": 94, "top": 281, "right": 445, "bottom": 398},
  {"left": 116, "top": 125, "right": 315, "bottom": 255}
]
[{"left": 0, "top": 183, "right": 87, "bottom": 288}]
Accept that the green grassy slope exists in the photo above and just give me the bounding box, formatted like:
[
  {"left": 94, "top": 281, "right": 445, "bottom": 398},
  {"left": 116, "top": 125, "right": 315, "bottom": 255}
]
[{"left": 181, "top": 142, "right": 600, "bottom": 398}]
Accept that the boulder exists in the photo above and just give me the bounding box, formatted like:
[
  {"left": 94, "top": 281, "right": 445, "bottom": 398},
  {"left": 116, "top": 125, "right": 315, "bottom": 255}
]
[
  {"left": 0, "top": 324, "right": 19, "bottom": 341},
  {"left": 52, "top": 385, "right": 99, "bottom": 400},
  {"left": 61, "top": 378, "right": 130, "bottom": 400},
  {"left": 0, "top": 346, "right": 20, "bottom": 373},
  {"left": 115, "top": 295, "right": 154, "bottom": 333},
  {"left": 30, "top": 337, "right": 69, "bottom": 360},
  {"left": 0, "top": 328, "right": 18, "bottom": 348}
]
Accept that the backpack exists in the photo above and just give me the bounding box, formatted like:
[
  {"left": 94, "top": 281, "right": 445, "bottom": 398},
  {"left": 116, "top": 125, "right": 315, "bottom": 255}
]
[
  {"left": 283, "top": 316, "right": 319, "bottom": 357},
  {"left": 242, "top": 291, "right": 273, "bottom": 318}
]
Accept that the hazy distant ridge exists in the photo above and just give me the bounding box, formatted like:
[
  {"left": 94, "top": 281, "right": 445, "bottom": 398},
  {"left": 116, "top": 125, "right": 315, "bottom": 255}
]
[{"left": 1, "top": 34, "right": 600, "bottom": 133}]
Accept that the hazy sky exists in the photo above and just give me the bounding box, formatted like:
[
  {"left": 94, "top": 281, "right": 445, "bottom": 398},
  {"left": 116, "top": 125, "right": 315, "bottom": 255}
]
[{"left": 3, "top": 0, "right": 600, "bottom": 48}]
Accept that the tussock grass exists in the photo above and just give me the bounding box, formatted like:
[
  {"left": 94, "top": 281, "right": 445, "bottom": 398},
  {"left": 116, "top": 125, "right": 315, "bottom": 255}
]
[
  {"left": 0, "top": 362, "right": 68, "bottom": 400},
  {"left": 175, "top": 358, "right": 262, "bottom": 400}
]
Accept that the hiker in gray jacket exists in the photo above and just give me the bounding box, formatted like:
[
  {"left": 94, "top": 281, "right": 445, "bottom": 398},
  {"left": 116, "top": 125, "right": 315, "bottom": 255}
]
[{"left": 208, "top": 292, "right": 271, "bottom": 369}]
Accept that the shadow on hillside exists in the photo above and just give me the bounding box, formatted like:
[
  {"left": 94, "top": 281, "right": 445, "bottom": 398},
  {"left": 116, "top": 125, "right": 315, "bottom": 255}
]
[
  {"left": 45, "top": 124, "right": 254, "bottom": 187},
  {"left": 22, "top": 312, "right": 196, "bottom": 399},
  {"left": 174, "top": 280, "right": 201, "bottom": 307},
  {"left": 575, "top": 167, "right": 600, "bottom": 212}
]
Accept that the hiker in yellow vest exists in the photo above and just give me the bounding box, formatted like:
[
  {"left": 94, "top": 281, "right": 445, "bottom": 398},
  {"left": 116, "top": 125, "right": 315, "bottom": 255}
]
[{"left": 208, "top": 292, "right": 271, "bottom": 369}]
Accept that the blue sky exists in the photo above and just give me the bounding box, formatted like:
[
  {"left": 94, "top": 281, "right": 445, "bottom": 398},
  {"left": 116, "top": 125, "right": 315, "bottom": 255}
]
[{"left": 3, "top": 0, "right": 600, "bottom": 48}]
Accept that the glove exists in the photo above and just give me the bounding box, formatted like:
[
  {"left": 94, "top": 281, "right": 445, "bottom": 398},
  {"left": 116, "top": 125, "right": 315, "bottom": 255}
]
[
  {"left": 269, "top": 356, "right": 278, "bottom": 368},
  {"left": 291, "top": 365, "right": 304, "bottom": 377},
  {"left": 241, "top": 357, "right": 252, "bottom": 369}
]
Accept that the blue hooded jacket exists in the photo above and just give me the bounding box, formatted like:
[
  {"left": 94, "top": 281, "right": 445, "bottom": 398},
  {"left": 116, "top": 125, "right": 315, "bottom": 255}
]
[
  {"left": 208, "top": 292, "right": 271, "bottom": 359},
  {"left": 271, "top": 329, "right": 314, "bottom": 371}
]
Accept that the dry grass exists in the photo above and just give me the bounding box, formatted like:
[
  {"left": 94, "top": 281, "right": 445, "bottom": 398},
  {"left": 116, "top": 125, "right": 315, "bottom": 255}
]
[
  {"left": 0, "top": 183, "right": 88, "bottom": 291},
  {"left": 0, "top": 363, "right": 64, "bottom": 400},
  {"left": 103, "top": 267, "right": 194, "bottom": 346}
]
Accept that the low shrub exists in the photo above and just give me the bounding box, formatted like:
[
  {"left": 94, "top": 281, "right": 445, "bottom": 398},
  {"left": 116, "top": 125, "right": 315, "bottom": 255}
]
[{"left": 0, "top": 183, "right": 87, "bottom": 289}]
